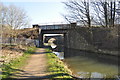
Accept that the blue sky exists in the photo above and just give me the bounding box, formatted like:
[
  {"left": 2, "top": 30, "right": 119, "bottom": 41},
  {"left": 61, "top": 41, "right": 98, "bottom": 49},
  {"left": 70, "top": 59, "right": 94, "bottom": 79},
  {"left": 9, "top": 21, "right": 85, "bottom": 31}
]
[{"left": 1, "top": 0, "right": 67, "bottom": 27}]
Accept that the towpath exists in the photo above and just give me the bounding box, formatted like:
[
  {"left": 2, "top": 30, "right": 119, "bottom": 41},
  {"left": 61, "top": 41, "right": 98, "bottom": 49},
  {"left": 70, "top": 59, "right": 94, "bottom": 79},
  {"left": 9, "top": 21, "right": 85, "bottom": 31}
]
[{"left": 12, "top": 48, "right": 49, "bottom": 79}]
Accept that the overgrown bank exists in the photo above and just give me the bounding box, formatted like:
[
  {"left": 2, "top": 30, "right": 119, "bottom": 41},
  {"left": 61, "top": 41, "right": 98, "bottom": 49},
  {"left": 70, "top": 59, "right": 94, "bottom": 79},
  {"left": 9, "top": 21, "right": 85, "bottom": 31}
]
[
  {"left": 46, "top": 49, "right": 73, "bottom": 79},
  {"left": 1, "top": 46, "right": 36, "bottom": 79}
]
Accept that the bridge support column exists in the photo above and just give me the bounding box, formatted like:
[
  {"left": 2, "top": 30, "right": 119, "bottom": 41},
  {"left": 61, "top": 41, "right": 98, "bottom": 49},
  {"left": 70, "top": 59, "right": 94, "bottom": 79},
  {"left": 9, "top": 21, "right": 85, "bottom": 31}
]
[
  {"left": 39, "top": 33, "right": 43, "bottom": 47},
  {"left": 64, "top": 33, "right": 69, "bottom": 58},
  {"left": 64, "top": 33, "right": 68, "bottom": 48}
]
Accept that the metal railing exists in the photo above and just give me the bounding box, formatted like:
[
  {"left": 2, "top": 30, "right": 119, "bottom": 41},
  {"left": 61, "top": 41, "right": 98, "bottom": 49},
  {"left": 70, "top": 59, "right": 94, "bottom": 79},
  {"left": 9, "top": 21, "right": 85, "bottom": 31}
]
[
  {"left": 38, "top": 24, "right": 70, "bottom": 30},
  {"left": 0, "top": 37, "right": 39, "bottom": 47}
]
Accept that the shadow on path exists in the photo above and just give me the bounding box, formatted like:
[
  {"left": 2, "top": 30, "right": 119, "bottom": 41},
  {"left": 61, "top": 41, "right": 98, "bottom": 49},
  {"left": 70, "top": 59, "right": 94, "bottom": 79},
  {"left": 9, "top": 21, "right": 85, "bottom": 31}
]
[{"left": 2, "top": 73, "right": 74, "bottom": 80}]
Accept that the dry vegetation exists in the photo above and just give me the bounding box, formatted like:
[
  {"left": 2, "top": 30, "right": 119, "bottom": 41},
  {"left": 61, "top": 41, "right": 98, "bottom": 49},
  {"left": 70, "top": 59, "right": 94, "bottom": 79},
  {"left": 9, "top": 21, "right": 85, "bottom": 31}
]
[
  {"left": 0, "top": 45, "right": 27, "bottom": 65},
  {"left": 1, "top": 25, "right": 39, "bottom": 39},
  {"left": 16, "top": 28, "right": 39, "bottom": 39},
  {"left": 0, "top": 27, "right": 39, "bottom": 65}
]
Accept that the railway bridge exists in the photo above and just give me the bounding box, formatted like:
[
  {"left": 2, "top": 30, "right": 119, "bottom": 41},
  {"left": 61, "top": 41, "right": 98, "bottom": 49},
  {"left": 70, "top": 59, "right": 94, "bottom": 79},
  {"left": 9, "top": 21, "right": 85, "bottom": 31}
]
[{"left": 33, "top": 23, "right": 76, "bottom": 48}]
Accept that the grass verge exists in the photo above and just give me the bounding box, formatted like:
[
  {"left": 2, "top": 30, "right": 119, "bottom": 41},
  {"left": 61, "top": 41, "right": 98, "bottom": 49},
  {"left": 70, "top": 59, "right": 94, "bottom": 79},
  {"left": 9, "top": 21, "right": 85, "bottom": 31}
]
[
  {"left": 1, "top": 46, "right": 36, "bottom": 78},
  {"left": 46, "top": 49, "right": 73, "bottom": 79}
]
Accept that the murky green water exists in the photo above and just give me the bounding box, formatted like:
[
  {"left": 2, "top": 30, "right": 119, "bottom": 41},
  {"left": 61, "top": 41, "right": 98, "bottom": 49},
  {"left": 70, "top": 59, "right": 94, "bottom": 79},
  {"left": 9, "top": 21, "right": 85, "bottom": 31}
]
[
  {"left": 64, "top": 56, "right": 118, "bottom": 78},
  {"left": 53, "top": 50, "right": 119, "bottom": 78},
  {"left": 50, "top": 43, "right": 119, "bottom": 78}
]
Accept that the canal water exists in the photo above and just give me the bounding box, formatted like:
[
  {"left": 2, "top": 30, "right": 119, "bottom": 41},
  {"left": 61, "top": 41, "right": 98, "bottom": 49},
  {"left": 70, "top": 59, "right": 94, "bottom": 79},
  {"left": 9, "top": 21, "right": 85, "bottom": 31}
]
[{"left": 52, "top": 46, "right": 119, "bottom": 78}]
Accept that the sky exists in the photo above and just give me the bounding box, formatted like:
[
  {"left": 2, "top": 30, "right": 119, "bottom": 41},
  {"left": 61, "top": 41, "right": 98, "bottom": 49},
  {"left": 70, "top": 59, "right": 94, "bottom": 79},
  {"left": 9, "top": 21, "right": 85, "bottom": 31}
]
[{"left": 1, "top": 0, "right": 68, "bottom": 27}]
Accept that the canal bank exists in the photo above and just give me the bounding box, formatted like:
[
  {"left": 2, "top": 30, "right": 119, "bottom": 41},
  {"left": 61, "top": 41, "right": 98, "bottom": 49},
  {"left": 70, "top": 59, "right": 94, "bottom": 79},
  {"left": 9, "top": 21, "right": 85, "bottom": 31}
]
[
  {"left": 45, "top": 40, "right": 119, "bottom": 79},
  {"left": 46, "top": 49, "right": 73, "bottom": 79},
  {"left": 54, "top": 48, "right": 119, "bottom": 79},
  {"left": 1, "top": 46, "right": 37, "bottom": 79},
  {"left": 2, "top": 48, "right": 76, "bottom": 80}
]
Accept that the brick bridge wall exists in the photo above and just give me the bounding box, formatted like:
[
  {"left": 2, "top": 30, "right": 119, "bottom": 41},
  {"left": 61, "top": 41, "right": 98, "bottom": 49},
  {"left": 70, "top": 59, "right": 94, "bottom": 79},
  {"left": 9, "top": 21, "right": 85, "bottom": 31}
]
[{"left": 66, "top": 25, "right": 119, "bottom": 56}]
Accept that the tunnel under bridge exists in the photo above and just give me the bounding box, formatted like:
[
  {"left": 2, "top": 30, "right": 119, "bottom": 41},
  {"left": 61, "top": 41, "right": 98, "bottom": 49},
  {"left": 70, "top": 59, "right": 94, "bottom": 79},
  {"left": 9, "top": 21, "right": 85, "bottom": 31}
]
[{"left": 33, "top": 23, "right": 76, "bottom": 48}]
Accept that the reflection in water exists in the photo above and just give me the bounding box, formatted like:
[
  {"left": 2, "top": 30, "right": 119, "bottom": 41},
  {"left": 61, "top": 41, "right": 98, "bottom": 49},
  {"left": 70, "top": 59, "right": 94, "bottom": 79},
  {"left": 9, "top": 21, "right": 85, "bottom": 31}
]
[
  {"left": 53, "top": 51, "right": 64, "bottom": 60},
  {"left": 52, "top": 47, "right": 119, "bottom": 78},
  {"left": 51, "top": 44, "right": 57, "bottom": 49},
  {"left": 64, "top": 55, "right": 118, "bottom": 78}
]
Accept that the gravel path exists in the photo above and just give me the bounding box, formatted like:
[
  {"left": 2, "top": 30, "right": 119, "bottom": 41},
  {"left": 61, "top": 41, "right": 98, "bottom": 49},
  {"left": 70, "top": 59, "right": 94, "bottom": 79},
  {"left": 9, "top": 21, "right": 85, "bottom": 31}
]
[{"left": 13, "top": 48, "right": 49, "bottom": 79}]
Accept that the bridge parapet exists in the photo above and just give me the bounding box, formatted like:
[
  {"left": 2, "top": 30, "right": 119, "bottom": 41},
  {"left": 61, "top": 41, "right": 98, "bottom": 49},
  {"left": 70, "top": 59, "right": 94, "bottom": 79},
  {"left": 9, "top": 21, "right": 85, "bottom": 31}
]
[
  {"left": 33, "top": 23, "right": 77, "bottom": 30},
  {"left": 33, "top": 24, "right": 70, "bottom": 30}
]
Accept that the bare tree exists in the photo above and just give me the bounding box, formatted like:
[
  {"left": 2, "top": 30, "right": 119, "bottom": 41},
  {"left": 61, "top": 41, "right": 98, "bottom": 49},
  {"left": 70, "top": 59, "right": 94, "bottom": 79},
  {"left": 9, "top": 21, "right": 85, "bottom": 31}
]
[
  {"left": 110, "top": 1, "right": 116, "bottom": 27},
  {"left": 0, "top": 3, "right": 30, "bottom": 43},
  {"left": 0, "top": 3, "right": 11, "bottom": 39},
  {"left": 63, "top": 0, "right": 91, "bottom": 27},
  {"left": 92, "top": 0, "right": 117, "bottom": 27},
  {"left": 0, "top": 3, "right": 7, "bottom": 27},
  {"left": 6, "top": 5, "right": 30, "bottom": 29},
  {"left": 0, "top": 3, "right": 30, "bottom": 29},
  {"left": 116, "top": 1, "right": 120, "bottom": 24}
]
